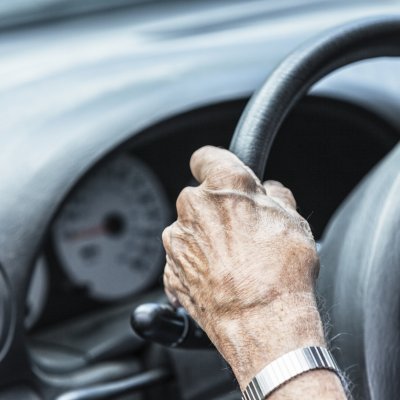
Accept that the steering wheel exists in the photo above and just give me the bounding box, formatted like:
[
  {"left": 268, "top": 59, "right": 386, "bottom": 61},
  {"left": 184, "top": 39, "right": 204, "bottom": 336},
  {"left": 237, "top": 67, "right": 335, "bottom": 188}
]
[
  {"left": 0, "top": 15, "right": 399, "bottom": 400},
  {"left": 229, "top": 15, "right": 400, "bottom": 400}
]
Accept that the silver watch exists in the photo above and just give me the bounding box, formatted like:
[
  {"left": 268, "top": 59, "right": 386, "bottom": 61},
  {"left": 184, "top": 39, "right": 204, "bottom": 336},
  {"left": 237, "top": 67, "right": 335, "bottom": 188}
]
[{"left": 242, "top": 346, "right": 340, "bottom": 400}]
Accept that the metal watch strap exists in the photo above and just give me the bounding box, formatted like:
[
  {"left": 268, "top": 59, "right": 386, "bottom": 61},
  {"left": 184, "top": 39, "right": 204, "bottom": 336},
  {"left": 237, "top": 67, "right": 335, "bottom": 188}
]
[{"left": 242, "top": 346, "right": 340, "bottom": 400}]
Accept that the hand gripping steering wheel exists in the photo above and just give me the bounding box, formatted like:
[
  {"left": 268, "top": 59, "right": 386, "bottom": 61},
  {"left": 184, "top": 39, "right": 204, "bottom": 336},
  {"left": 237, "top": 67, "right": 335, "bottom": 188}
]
[{"left": 133, "top": 15, "right": 400, "bottom": 400}]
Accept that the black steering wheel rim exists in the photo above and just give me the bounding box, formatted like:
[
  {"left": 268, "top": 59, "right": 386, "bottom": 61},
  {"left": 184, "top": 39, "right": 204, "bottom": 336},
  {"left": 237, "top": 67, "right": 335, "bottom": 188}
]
[{"left": 229, "top": 15, "right": 400, "bottom": 178}]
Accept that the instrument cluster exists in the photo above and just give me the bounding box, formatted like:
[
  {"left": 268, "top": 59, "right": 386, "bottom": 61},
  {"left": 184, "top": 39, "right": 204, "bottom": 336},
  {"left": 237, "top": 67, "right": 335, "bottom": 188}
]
[{"left": 26, "top": 152, "right": 170, "bottom": 329}]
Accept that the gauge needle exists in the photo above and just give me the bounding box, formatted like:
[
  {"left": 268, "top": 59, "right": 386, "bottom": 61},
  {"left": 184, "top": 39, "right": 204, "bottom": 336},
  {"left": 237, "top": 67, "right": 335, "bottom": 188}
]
[{"left": 65, "top": 225, "right": 105, "bottom": 241}]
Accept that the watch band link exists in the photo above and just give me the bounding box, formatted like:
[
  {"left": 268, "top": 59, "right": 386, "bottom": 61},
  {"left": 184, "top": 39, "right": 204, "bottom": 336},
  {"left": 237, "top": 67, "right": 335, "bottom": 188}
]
[{"left": 242, "top": 346, "right": 340, "bottom": 400}]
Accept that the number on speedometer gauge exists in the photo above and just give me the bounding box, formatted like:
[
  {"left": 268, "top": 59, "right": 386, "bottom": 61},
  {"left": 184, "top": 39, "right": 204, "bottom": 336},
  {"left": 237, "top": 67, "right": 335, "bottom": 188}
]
[{"left": 53, "top": 155, "right": 169, "bottom": 301}]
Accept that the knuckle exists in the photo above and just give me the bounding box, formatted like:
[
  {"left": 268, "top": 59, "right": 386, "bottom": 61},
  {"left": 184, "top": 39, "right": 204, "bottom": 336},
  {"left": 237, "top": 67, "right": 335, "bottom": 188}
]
[
  {"left": 232, "top": 168, "right": 254, "bottom": 188},
  {"left": 267, "top": 185, "right": 297, "bottom": 208},
  {"left": 163, "top": 262, "right": 172, "bottom": 276},
  {"left": 161, "top": 226, "right": 171, "bottom": 247},
  {"left": 228, "top": 167, "right": 257, "bottom": 192},
  {"left": 163, "top": 271, "right": 170, "bottom": 288},
  {"left": 164, "top": 268, "right": 178, "bottom": 289},
  {"left": 176, "top": 187, "right": 196, "bottom": 212},
  {"left": 191, "top": 145, "right": 214, "bottom": 166},
  {"left": 281, "top": 187, "right": 296, "bottom": 202},
  {"left": 177, "top": 186, "right": 195, "bottom": 202},
  {"left": 264, "top": 179, "right": 284, "bottom": 188},
  {"left": 280, "top": 187, "right": 292, "bottom": 196},
  {"left": 169, "top": 221, "right": 182, "bottom": 238},
  {"left": 163, "top": 222, "right": 183, "bottom": 251},
  {"left": 209, "top": 165, "right": 255, "bottom": 190}
]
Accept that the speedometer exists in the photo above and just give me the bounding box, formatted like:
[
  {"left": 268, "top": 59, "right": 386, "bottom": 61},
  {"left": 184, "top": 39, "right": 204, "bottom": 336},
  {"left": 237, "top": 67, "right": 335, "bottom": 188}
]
[{"left": 53, "top": 155, "right": 169, "bottom": 301}]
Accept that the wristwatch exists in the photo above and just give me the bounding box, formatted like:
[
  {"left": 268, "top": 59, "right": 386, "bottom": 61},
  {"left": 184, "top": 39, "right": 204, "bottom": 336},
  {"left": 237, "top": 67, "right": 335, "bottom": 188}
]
[{"left": 242, "top": 346, "right": 340, "bottom": 400}]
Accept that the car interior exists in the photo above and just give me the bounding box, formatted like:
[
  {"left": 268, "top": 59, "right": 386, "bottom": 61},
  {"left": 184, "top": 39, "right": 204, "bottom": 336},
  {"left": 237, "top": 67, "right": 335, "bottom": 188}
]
[{"left": 0, "top": 1, "right": 399, "bottom": 399}]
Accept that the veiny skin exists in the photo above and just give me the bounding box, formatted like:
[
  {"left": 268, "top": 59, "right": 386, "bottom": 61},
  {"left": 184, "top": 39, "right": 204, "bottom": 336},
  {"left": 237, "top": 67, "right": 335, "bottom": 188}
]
[{"left": 163, "top": 146, "right": 347, "bottom": 399}]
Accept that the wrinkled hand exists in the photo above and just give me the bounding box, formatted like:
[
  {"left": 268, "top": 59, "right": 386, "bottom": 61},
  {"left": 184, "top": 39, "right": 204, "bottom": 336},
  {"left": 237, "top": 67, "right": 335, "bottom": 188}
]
[{"left": 162, "top": 146, "right": 324, "bottom": 388}]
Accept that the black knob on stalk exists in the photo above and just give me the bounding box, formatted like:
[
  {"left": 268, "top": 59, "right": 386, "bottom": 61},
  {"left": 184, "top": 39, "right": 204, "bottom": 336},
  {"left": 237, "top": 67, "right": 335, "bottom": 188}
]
[{"left": 131, "top": 303, "right": 212, "bottom": 349}]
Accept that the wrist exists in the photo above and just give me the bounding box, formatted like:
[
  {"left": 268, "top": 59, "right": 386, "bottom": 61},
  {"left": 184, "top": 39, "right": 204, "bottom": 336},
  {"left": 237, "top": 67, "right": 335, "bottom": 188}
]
[{"left": 209, "top": 291, "right": 326, "bottom": 390}]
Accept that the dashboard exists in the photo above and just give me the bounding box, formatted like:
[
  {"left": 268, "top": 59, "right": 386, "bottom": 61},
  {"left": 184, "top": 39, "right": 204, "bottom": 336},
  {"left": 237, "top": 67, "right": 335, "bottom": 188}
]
[
  {"left": 0, "top": 1, "right": 400, "bottom": 399},
  {"left": 26, "top": 95, "right": 399, "bottom": 333}
]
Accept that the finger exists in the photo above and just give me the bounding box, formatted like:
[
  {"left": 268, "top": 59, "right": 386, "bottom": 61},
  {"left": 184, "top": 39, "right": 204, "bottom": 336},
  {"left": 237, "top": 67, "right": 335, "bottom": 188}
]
[
  {"left": 161, "top": 225, "right": 172, "bottom": 254},
  {"left": 163, "top": 222, "right": 192, "bottom": 277},
  {"left": 162, "top": 231, "right": 188, "bottom": 288},
  {"left": 165, "top": 288, "right": 181, "bottom": 308},
  {"left": 176, "top": 186, "right": 198, "bottom": 221},
  {"left": 163, "top": 270, "right": 181, "bottom": 307},
  {"left": 163, "top": 264, "right": 193, "bottom": 311},
  {"left": 190, "top": 146, "right": 265, "bottom": 193},
  {"left": 162, "top": 221, "right": 184, "bottom": 256},
  {"left": 263, "top": 180, "right": 297, "bottom": 211}
]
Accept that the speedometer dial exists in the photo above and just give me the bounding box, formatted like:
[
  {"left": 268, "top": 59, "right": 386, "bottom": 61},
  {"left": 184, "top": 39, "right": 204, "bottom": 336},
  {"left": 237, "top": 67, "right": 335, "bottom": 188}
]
[{"left": 53, "top": 155, "right": 169, "bottom": 301}]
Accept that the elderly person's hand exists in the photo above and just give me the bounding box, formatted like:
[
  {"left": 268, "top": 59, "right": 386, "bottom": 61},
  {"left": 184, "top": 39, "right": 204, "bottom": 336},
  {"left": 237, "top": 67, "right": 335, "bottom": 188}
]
[{"left": 162, "top": 146, "right": 345, "bottom": 398}]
